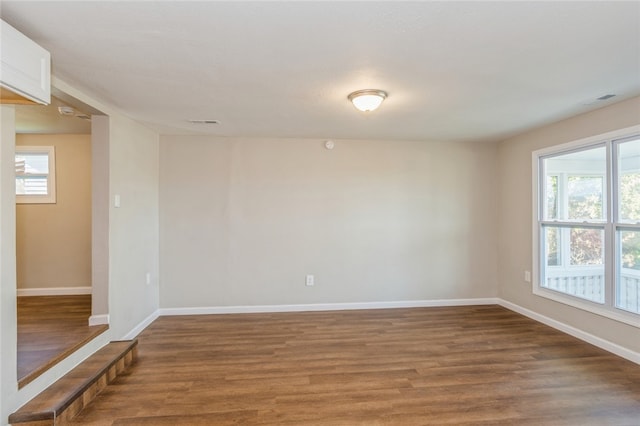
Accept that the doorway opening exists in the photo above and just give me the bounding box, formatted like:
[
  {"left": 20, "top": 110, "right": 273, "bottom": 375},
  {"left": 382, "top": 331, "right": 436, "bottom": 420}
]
[{"left": 14, "top": 92, "right": 109, "bottom": 388}]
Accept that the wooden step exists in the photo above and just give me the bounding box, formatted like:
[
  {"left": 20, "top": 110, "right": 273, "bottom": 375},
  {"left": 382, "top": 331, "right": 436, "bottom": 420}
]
[{"left": 9, "top": 340, "right": 138, "bottom": 426}]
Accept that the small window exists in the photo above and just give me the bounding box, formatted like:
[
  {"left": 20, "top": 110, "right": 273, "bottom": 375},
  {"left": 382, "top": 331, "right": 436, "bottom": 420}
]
[{"left": 15, "top": 146, "right": 56, "bottom": 204}]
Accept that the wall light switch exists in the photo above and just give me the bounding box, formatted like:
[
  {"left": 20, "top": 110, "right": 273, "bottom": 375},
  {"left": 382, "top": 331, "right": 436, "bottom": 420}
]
[
  {"left": 114, "top": 194, "right": 121, "bottom": 208},
  {"left": 524, "top": 270, "right": 531, "bottom": 283}
]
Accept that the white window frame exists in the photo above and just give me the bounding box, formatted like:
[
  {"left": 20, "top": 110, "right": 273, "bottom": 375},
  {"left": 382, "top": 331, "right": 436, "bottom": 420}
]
[
  {"left": 15, "top": 145, "right": 56, "bottom": 204},
  {"left": 532, "top": 125, "right": 640, "bottom": 328}
]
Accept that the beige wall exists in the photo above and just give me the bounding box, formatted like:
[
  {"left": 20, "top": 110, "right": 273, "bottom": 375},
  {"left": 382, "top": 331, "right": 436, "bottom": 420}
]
[
  {"left": 497, "top": 95, "right": 640, "bottom": 353},
  {"left": 91, "top": 116, "right": 110, "bottom": 317},
  {"left": 159, "top": 136, "right": 499, "bottom": 308},
  {"left": 108, "top": 113, "right": 159, "bottom": 339},
  {"left": 16, "top": 134, "right": 91, "bottom": 290}
]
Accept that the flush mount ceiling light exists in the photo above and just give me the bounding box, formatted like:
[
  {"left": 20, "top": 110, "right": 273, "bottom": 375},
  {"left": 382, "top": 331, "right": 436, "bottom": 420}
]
[
  {"left": 58, "top": 105, "right": 91, "bottom": 120},
  {"left": 347, "top": 89, "right": 388, "bottom": 112},
  {"left": 58, "top": 106, "right": 75, "bottom": 116}
]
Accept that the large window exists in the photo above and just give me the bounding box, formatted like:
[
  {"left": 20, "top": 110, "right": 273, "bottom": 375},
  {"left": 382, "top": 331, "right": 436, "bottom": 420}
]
[
  {"left": 15, "top": 146, "right": 56, "bottom": 204},
  {"left": 534, "top": 127, "right": 640, "bottom": 325}
]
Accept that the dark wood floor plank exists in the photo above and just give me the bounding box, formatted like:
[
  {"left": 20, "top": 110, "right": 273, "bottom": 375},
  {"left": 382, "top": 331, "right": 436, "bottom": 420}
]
[{"left": 70, "top": 305, "right": 640, "bottom": 425}]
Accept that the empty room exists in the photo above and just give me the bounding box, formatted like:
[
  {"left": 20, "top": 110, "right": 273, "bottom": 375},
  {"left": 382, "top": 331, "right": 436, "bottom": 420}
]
[{"left": 0, "top": 1, "right": 639, "bottom": 425}]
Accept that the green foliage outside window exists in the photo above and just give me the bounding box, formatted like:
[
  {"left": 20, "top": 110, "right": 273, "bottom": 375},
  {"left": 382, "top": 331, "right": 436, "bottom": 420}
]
[
  {"left": 620, "top": 172, "right": 640, "bottom": 270},
  {"left": 568, "top": 176, "right": 603, "bottom": 266}
]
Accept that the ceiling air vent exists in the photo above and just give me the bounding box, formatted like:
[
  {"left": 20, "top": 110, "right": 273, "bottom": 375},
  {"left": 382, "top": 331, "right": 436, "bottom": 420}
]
[{"left": 187, "top": 119, "right": 219, "bottom": 124}]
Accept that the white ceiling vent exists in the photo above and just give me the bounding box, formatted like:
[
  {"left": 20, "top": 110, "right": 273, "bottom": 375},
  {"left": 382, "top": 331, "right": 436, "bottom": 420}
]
[{"left": 188, "top": 119, "right": 219, "bottom": 124}]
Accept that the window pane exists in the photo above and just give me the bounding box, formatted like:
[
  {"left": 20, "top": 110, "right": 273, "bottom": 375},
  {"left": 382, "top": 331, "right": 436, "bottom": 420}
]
[
  {"left": 570, "top": 228, "right": 604, "bottom": 266},
  {"left": 16, "top": 176, "right": 48, "bottom": 195},
  {"left": 545, "top": 226, "right": 560, "bottom": 266},
  {"left": 543, "top": 146, "right": 606, "bottom": 221},
  {"left": 617, "top": 229, "right": 640, "bottom": 314},
  {"left": 546, "top": 175, "right": 558, "bottom": 220},
  {"left": 542, "top": 225, "right": 604, "bottom": 304},
  {"left": 15, "top": 147, "right": 55, "bottom": 203},
  {"left": 618, "top": 137, "right": 640, "bottom": 223},
  {"left": 567, "top": 176, "right": 603, "bottom": 220},
  {"left": 16, "top": 153, "right": 49, "bottom": 174}
]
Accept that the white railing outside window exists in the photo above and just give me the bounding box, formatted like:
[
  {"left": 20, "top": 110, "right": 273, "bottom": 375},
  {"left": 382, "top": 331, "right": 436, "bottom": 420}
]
[
  {"left": 618, "top": 268, "right": 640, "bottom": 314},
  {"left": 545, "top": 267, "right": 640, "bottom": 313}
]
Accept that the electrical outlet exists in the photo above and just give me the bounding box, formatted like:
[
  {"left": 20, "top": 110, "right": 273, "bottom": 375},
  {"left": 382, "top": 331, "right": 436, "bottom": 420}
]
[
  {"left": 524, "top": 270, "right": 531, "bottom": 283},
  {"left": 305, "top": 275, "right": 314, "bottom": 286}
]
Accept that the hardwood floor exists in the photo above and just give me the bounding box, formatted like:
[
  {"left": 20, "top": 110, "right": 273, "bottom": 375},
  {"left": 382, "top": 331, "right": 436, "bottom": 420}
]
[
  {"left": 71, "top": 305, "right": 640, "bottom": 425},
  {"left": 17, "top": 295, "right": 108, "bottom": 388}
]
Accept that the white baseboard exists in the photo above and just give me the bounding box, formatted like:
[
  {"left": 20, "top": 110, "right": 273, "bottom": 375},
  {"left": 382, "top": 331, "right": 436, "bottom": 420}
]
[
  {"left": 137, "top": 299, "right": 496, "bottom": 343},
  {"left": 124, "top": 297, "right": 639, "bottom": 366},
  {"left": 498, "top": 299, "right": 640, "bottom": 365},
  {"left": 122, "top": 310, "right": 160, "bottom": 340},
  {"left": 158, "top": 297, "right": 500, "bottom": 316},
  {"left": 17, "top": 286, "right": 92, "bottom": 296},
  {"left": 88, "top": 314, "right": 109, "bottom": 326}
]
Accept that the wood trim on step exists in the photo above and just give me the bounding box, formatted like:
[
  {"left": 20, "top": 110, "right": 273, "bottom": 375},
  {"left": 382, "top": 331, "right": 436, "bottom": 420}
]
[{"left": 9, "top": 340, "right": 138, "bottom": 426}]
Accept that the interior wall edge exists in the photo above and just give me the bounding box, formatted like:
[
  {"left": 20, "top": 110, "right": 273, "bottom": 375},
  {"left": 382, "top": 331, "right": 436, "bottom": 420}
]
[
  {"left": 0, "top": 104, "right": 18, "bottom": 426},
  {"left": 120, "top": 310, "right": 159, "bottom": 341}
]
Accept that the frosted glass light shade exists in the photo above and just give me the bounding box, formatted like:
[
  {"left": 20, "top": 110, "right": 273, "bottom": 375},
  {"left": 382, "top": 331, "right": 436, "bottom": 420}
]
[{"left": 348, "top": 89, "right": 387, "bottom": 112}]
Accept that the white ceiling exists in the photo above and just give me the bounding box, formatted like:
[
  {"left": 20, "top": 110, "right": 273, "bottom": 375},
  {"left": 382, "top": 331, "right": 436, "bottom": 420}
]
[{"left": 2, "top": 1, "right": 639, "bottom": 142}]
